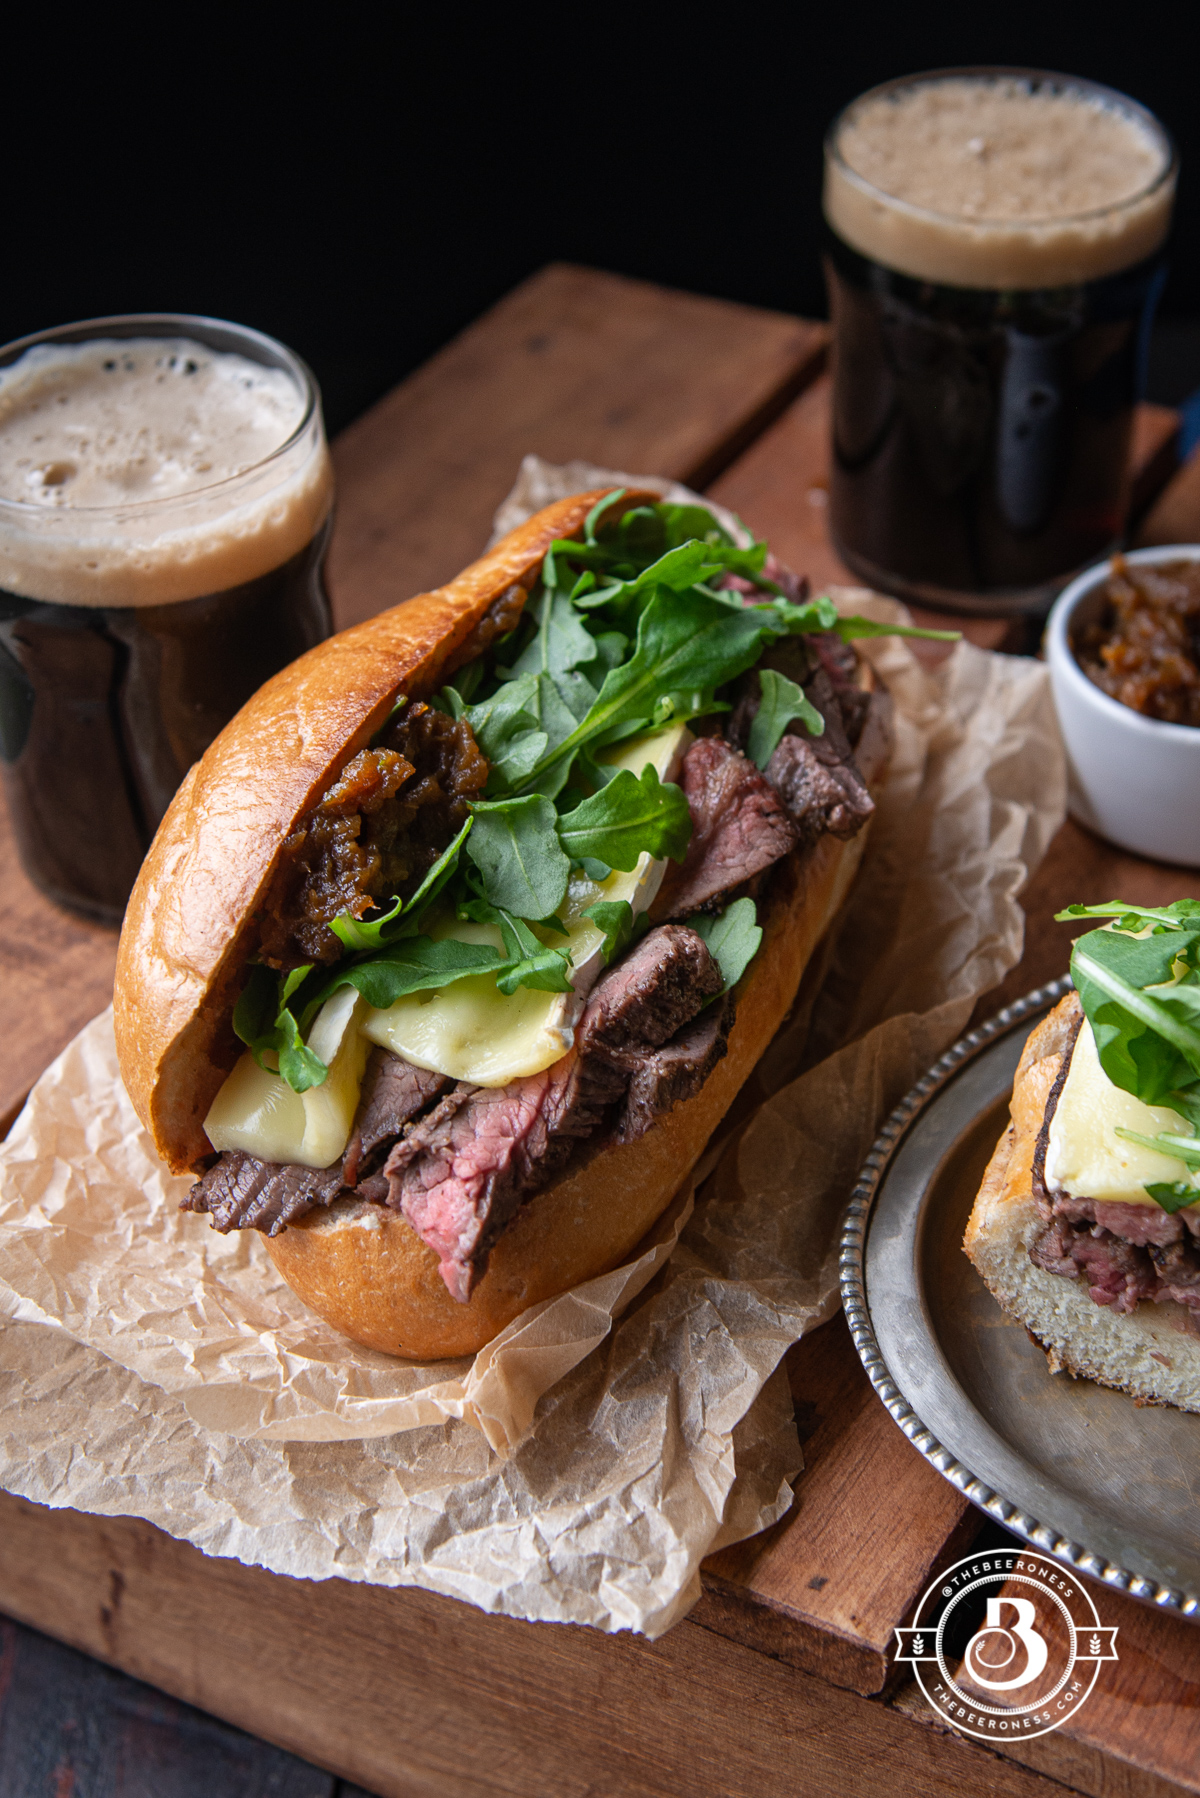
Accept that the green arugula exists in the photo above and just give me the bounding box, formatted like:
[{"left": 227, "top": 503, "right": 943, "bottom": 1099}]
[
  {"left": 243, "top": 501, "right": 962, "bottom": 1093},
  {"left": 1145, "top": 1182, "right": 1200, "bottom": 1214},
  {"left": 233, "top": 963, "right": 329, "bottom": 1093},
  {"left": 328, "top": 818, "right": 473, "bottom": 953},
  {"left": 691, "top": 898, "right": 762, "bottom": 993},
  {"left": 465, "top": 794, "right": 572, "bottom": 920},
  {"left": 1058, "top": 899, "right": 1200, "bottom": 1207},
  {"left": 747, "top": 669, "right": 824, "bottom": 770},
  {"left": 582, "top": 898, "right": 650, "bottom": 966},
  {"left": 556, "top": 765, "right": 691, "bottom": 870}
]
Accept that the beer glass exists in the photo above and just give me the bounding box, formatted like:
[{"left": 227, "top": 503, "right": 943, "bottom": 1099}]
[
  {"left": 823, "top": 69, "right": 1177, "bottom": 615},
  {"left": 0, "top": 314, "right": 334, "bottom": 920}
]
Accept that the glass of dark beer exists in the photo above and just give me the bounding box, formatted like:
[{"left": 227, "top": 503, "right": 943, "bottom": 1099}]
[
  {"left": 823, "top": 69, "right": 1177, "bottom": 616},
  {"left": 0, "top": 314, "right": 334, "bottom": 920}
]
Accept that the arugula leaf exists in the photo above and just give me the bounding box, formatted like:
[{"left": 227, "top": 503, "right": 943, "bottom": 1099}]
[
  {"left": 583, "top": 899, "right": 651, "bottom": 966},
  {"left": 317, "top": 935, "right": 507, "bottom": 1011},
  {"left": 465, "top": 793, "right": 570, "bottom": 919},
  {"left": 1069, "top": 933, "right": 1200, "bottom": 1104},
  {"left": 328, "top": 819, "right": 473, "bottom": 952},
  {"left": 584, "top": 487, "right": 627, "bottom": 544},
  {"left": 454, "top": 897, "right": 574, "bottom": 993},
  {"left": 571, "top": 540, "right": 730, "bottom": 620},
  {"left": 1114, "top": 1125, "right": 1200, "bottom": 1169},
  {"left": 831, "top": 615, "right": 960, "bottom": 643},
  {"left": 465, "top": 673, "right": 547, "bottom": 783},
  {"left": 1057, "top": 900, "right": 1200, "bottom": 932},
  {"left": 556, "top": 764, "right": 692, "bottom": 870},
  {"left": 747, "top": 669, "right": 825, "bottom": 770},
  {"left": 506, "top": 592, "right": 598, "bottom": 680},
  {"left": 233, "top": 962, "right": 283, "bottom": 1059},
  {"left": 490, "top": 911, "right": 573, "bottom": 995},
  {"left": 526, "top": 589, "right": 778, "bottom": 790},
  {"left": 233, "top": 962, "right": 329, "bottom": 1091},
  {"left": 690, "top": 897, "right": 762, "bottom": 992},
  {"left": 276, "top": 1001, "right": 329, "bottom": 1092},
  {"left": 1145, "top": 1182, "right": 1200, "bottom": 1214}
]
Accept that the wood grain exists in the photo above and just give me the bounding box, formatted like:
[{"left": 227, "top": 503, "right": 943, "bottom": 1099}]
[
  {"left": 2, "top": 268, "right": 1198, "bottom": 1795},
  {"left": 0, "top": 1495, "right": 1084, "bottom": 1798},
  {"left": 0, "top": 1613, "right": 340, "bottom": 1798},
  {"left": 0, "top": 790, "right": 118, "bottom": 1133},
  {"left": 950, "top": 1572, "right": 1200, "bottom": 1796},
  {"left": 891, "top": 1678, "right": 1192, "bottom": 1798},
  {"left": 325, "top": 262, "right": 828, "bottom": 631},
  {"left": 698, "top": 1315, "right": 974, "bottom": 1696}
]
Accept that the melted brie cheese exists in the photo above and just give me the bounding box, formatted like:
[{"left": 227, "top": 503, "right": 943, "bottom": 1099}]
[
  {"left": 203, "top": 721, "right": 694, "bottom": 1159},
  {"left": 1045, "top": 1018, "right": 1200, "bottom": 1206},
  {"left": 204, "top": 985, "right": 369, "bottom": 1170}
]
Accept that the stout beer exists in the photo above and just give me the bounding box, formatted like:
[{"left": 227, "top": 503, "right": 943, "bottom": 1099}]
[
  {"left": 823, "top": 71, "right": 1176, "bottom": 614},
  {"left": 0, "top": 317, "right": 333, "bottom": 918}
]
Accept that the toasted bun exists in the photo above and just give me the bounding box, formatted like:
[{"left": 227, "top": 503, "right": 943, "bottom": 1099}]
[
  {"left": 964, "top": 993, "right": 1200, "bottom": 1413},
  {"left": 114, "top": 489, "right": 659, "bottom": 1174},
  {"left": 266, "top": 803, "right": 876, "bottom": 1358}
]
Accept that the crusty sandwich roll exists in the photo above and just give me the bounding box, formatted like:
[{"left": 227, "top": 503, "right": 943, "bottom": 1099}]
[
  {"left": 266, "top": 782, "right": 876, "bottom": 1358},
  {"left": 114, "top": 488, "right": 659, "bottom": 1175},
  {"left": 965, "top": 992, "right": 1200, "bottom": 1413}
]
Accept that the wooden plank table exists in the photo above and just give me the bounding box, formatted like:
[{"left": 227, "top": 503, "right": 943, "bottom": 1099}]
[{"left": 2, "top": 263, "right": 1200, "bottom": 1797}]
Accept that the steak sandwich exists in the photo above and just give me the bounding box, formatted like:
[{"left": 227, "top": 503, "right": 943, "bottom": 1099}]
[
  {"left": 966, "top": 900, "right": 1200, "bottom": 1412},
  {"left": 115, "top": 488, "right": 917, "bottom": 1359}
]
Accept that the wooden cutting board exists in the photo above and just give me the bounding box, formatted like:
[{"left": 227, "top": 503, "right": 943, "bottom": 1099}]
[{"left": 2, "top": 263, "right": 1198, "bottom": 1798}]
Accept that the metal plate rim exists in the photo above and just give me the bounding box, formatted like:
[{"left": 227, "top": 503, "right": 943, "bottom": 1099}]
[{"left": 839, "top": 975, "right": 1200, "bottom": 1621}]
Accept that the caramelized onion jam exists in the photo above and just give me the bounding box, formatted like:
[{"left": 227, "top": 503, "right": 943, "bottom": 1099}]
[{"left": 1073, "top": 556, "right": 1200, "bottom": 726}]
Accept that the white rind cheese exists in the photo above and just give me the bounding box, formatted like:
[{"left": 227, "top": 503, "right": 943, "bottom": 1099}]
[
  {"left": 1045, "top": 1018, "right": 1200, "bottom": 1206},
  {"left": 201, "top": 722, "right": 694, "bottom": 1167},
  {"left": 204, "top": 986, "right": 369, "bottom": 1171}
]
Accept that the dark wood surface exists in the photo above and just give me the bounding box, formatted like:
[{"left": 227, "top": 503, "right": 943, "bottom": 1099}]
[
  {"left": 0, "top": 1614, "right": 378, "bottom": 1798},
  {"left": 3, "top": 264, "right": 1200, "bottom": 1797}
]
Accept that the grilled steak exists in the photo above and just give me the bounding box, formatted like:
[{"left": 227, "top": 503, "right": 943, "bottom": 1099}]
[
  {"left": 383, "top": 925, "right": 725, "bottom": 1299},
  {"left": 342, "top": 1048, "right": 452, "bottom": 1186},
  {"left": 652, "top": 738, "right": 797, "bottom": 919},
  {"left": 184, "top": 1151, "right": 347, "bottom": 1237},
  {"left": 728, "top": 662, "right": 874, "bottom": 845},
  {"left": 618, "top": 998, "right": 731, "bottom": 1144}
]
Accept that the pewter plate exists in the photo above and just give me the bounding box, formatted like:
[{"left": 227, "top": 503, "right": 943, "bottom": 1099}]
[{"left": 841, "top": 977, "right": 1200, "bottom": 1621}]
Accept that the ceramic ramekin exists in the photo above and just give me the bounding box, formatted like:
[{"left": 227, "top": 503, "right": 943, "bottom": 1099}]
[{"left": 1046, "top": 544, "right": 1200, "bottom": 866}]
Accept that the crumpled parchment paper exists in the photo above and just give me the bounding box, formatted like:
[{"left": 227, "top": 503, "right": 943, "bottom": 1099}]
[{"left": 0, "top": 456, "right": 1066, "bottom": 1637}]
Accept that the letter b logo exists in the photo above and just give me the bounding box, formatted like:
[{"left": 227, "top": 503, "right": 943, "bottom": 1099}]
[{"left": 964, "top": 1597, "right": 1049, "bottom": 1691}]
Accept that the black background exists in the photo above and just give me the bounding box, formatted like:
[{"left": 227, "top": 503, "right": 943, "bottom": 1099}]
[{"left": 5, "top": 4, "right": 1200, "bottom": 433}]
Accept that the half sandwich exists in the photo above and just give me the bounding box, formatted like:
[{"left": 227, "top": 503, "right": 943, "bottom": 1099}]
[{"left": 966, "top": 901, "right": 1200, "bottom": 1412}]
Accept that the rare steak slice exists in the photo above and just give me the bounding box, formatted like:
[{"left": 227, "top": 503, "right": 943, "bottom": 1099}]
[
  {"left": 653, "top": 737, "right": 797, "bottom": 919},
  {"left": 729, "top": 663, "right": 874, "bottom": 845},
  {"left": 576, "top": 924, "right": 725, "bottom": 1058},
  {"left": 341, "top": 1048, "right": 453, "bottom": 1185},
  {"left": 184, "top": 1151, "right": 346, "bottom": 1236},
  {"left": 383, "top": 926, "right": 725, "bottom": 1300},
  {"left": 618, "top": 998, "right": 732, "bottom": 1143}
]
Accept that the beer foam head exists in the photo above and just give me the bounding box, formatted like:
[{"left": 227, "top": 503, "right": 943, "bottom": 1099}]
[
  {"left": 825, "top": 72, "right": 1175, "bottom": 289},
  {"left": 0, "top": 336, "right": 333, "bottom": 606}
]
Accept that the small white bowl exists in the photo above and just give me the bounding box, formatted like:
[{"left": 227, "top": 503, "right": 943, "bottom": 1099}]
[{"left": 1046, "top": 544, "right": 1200, "bottom": 866}]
